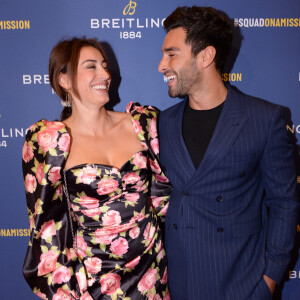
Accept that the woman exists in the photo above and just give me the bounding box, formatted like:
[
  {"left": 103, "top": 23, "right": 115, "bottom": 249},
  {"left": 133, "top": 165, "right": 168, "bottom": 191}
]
[{"left": 22, "top": 37, "right": 172, "bottom": 300}]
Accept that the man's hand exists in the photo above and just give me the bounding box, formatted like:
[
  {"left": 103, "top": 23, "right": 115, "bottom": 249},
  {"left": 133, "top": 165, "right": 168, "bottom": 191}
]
[{"left": 263, "top": 275, "right": 276, "bottom": 295}]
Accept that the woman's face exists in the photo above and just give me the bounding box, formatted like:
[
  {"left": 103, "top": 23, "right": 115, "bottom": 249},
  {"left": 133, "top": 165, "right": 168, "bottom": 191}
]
[{"left": 71, "top": 46, "right": 111, "bottom": 107}]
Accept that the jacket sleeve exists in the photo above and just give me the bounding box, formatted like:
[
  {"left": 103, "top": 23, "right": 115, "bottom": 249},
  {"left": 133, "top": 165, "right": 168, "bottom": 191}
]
[
  {"left": 22, "top": 120, "right": 93, "bottom": 300},
  {"left": 259, "top": 106, "right": 298, "bottom": 283},
  {"left": 126, "top": 103, "right": 172, "bottom": 218}
]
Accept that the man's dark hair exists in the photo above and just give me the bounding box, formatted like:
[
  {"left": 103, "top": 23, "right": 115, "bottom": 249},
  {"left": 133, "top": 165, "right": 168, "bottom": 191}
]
[{"left": 163, "top": 6, "right": 233, "bottom": 72}]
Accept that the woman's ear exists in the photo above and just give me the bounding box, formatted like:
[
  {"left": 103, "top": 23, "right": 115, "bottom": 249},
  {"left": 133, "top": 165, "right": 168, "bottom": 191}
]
[{"left": 58, "top": 73, "right": 72, "bottom": 90}]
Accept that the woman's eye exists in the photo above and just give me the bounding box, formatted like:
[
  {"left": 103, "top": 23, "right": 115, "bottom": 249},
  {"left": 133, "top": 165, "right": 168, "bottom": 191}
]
[
  {"left": 102, "top": 63, "right": 109, "bottom": 69},
  {"left": 87, "top": 65, "right": 96, "bottom": 69}
]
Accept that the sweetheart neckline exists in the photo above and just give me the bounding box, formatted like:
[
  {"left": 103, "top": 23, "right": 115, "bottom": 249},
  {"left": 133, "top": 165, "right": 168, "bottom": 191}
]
[{"left": 63, "top": 149, "right": 148, "bottom": 173}]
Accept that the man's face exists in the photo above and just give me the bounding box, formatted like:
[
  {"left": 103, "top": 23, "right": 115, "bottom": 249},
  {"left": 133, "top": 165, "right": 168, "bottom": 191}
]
[{"left": 158, "top": 27, "right": 200, "bottom": 98}]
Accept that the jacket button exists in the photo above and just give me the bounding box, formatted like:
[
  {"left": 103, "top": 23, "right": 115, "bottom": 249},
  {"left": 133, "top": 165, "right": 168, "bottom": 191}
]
[
  {"left": 217, "top": 227, "right": 224, "bottom": 232},
  {"left": 182, "top": 191, "right": 188, "bottom": 196},
  {"left": 216, "top": 196, "right": 223, "bottom": 202},
  {"left": 173, "top": 224, "right": 178, "bottom": 229},
  {"left": 239, "top": 172, "right": 246, "bottom": 178}
]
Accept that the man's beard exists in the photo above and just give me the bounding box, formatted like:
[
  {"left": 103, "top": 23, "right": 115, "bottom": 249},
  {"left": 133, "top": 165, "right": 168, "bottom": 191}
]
[{"left": 168, "top": 59, "right": 199, "bottom": 98}]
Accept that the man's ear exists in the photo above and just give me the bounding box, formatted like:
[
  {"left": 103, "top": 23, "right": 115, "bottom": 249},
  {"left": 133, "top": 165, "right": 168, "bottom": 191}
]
[
  {"left": 58, "top": 73, "right": 72, "bottom": 90},
  {"left": 197, "top": 46, "right": 216, "bottom": 68}
]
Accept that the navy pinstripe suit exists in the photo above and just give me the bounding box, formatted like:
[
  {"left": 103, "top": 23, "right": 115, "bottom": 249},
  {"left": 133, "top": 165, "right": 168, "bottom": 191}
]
[{"left": 159, "top": 86, "right": 298, "bottom": 300}]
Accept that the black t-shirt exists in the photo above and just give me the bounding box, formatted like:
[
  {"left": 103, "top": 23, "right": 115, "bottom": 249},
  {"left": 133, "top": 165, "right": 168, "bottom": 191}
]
[{"left": 182, "top": 101, "right": 224, "bottom": 168}]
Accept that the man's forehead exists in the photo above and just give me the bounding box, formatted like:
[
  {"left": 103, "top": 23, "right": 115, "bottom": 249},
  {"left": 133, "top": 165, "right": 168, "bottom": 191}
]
[{"left": 162, "top": 28, "right": 189, "bottom": 51}]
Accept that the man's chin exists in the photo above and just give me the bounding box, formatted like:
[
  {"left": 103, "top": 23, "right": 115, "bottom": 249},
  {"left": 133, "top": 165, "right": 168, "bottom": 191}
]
[{"left": 168, "top": 89, "right": 186, "bottom": 99}]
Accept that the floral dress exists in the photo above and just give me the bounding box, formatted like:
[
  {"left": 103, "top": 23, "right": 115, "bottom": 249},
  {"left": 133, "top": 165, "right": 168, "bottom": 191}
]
[{"left": 22, "top": 103, "right": 172, "bottom": 300}]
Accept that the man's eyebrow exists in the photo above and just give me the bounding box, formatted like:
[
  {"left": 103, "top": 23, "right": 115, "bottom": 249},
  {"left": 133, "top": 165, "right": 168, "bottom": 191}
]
[{"left": 162, "top": 47, "right": 180, "bottom": 52}]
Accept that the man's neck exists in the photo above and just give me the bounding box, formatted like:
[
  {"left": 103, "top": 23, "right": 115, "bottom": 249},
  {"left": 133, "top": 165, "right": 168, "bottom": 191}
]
[{"left": 188, "top": 74, "right": 227, "bottom": 110}]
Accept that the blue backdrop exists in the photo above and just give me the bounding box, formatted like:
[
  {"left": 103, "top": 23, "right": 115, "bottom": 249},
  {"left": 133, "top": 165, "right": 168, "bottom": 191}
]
[{"left": 0, "top": 0, "right": 299, "bottom": 299}]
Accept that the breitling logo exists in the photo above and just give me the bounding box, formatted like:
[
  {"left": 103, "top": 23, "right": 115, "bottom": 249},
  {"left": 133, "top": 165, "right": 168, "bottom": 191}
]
[{"left": 123, "top": 0, "right": 137, "bottom": 15}]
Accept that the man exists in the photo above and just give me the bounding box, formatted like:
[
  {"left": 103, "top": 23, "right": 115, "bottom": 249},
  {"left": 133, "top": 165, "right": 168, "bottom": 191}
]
[{"left": 158, "top": 6, "right": 298, "bottom": 300}]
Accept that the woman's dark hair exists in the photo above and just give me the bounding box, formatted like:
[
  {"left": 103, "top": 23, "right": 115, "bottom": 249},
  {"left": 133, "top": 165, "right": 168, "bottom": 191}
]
[
  {"left": 49, "top": 37, "right": 110, "bottom": 121},
  {"left": 163, "top": 6, "right": 233, "bottom": 72}
]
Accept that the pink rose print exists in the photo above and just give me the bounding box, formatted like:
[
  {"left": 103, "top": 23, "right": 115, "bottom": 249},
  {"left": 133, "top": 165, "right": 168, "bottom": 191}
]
[
  {"left": 37, "top": 129, "right": 58, "bottom": 152},
  {"left": 44, "top": 120, "right": 65, "bottom": 131},
  {"left": 40, "top": 220, "right": 56, "bottom": 240},
  {"left": 163, "top": 291, "right": 171, "bottom": 300},
  {"left": 51, "top": 266, "right": 71, "bottom": 284},
  {"left": 125, "top": 193, "right": 139, "bottom": 203},
  {"left": 53, "top": 288, "right": 73, "bottom": 300},
  {"left": 78, "top": 166, "right": 97, "bottom": 185},
  {"left": 22, "top": 141, "right": 34, "bottom": 163},
  {"left": 35, "top": 291, "right": 48, "bottom": 300},
  {"left": 36, "top": 163, "right": 45, "bottom": 184},
  {"left": 81, "top": 291, "right": 94, "bottom": 300},
  {"left": 100, "top": 273, "right": 121, "bottom": 295},
  {"left": 97, "top": 178, "right": 119, "bottom": 195},
  {"left": 134, "top": 106, "right": 146, "bottom": 114},
  {"left": 161, "top": 267, "right": 168, "bottom": 284},
  {"left": 149, "top": 159, "right": 161, "bottom": 173},
  {"left": 129, "top": 226, "right": 140, "bottom": 239},
  {"left": 76, "top": 236, "right": 88, "bottom": 257},
  {"left": 102, "top": 210, "right": 122, "bottom": 226},
  {"left": 66, "top": 247, "right": 77, "bottom": 260},
  {"left": 25, "top": 174, "right": 37, "bottom": 193},
  {"left": 158, "top": 203, "right": 169, "bottom": 216},
  {"left": 132, "top": 119, "right": 142, "bottom": 134},
  {"left": 37, "top": 250, "right": 58, "bottom": 276},
  {"left": 58, "top": 133, "right": 70, "bottom": 152},
  {"left": 151, "top": 197, "right": 163, "bottom": 208},
  {"left": 135, "top": 180, "right": 147, "bottom": 192},
  {"left": 156, "top": 242, "right": 165, "bottom": 261},
  {"left": 79, "top": 196, "right": 99, "bottom": 209},
  {"left": 141, "top": 142, "right": 148, "bottom": 150},
  {"left": 125, "top": 256, "right": 140, "bottom": 269},
  {"left": 95, "top": 228, "right": 117, "bottom": 245},
  {"left": 125, "top": 102, "right": 133, "bottom": 112},
  {"left": 150, "top": 138, "right": 159, "bottom": 155},
  {"left": 82, "top": 207, "right": 102, "bottom": 218},
  {"left": 48, "top": 167, "right": 61, "bottom": 183},
  {"left": 84, "top": 257, "right": 102, "bottom": 274},
  {"left": 75, "top": 272, "right": 87, "bottom": 293},
  {"left": 149, "top": 117, "right": 158, "bottom": 139},
  {"left": 155, "top": 174, "right": 169, "bottom": 183},
  {"left": 56, "top": 185, "right": 63, "bottom": 197},
  {"left": 132, "top": 152, "right": 147, "bottom": 169},
  {"left": 143, "top": 222, "right": 156, "bottom": 241},
  {"left": 138, "top": 268, "right": 157, "bottom": 293},
  {"left": 123, "top": 172, "right": 140, "bottom": 185},
  {"left": 130, "top": 212, "right": 145, "bottom": 223},
  {"left": 149, "top": 294, "right": 162, "bottom": 300},
  {"left": 110, "top": 237, "right": 129, "bottom": 256}
]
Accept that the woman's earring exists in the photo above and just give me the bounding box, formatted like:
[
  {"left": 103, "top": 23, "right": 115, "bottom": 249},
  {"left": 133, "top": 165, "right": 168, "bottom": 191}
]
[{"left": 61, "top": 93, "right": 72, "bottom": 107}]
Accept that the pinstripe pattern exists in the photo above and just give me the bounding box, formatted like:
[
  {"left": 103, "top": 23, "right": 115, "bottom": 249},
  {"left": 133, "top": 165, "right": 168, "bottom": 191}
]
[{"left": 159, "top": 86, "right": 298, "bottom": 300}]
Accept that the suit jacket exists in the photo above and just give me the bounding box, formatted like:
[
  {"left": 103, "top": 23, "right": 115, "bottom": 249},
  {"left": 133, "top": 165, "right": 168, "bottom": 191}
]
[{"left": 159, "top": 86, "right": 298, "bottom": 300}]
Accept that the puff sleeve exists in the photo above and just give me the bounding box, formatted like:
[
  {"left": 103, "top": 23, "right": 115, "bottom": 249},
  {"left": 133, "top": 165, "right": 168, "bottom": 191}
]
[
  {"left": 22, "top": 120, "right": 93, "bottom": 300},
  {"left": 126, "top": 103, "right": 172, "bottom": 217}
]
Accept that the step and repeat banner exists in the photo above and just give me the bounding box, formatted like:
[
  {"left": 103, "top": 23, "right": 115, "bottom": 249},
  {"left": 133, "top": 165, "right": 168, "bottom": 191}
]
[{"left": 0, "top": 0, "right": 299, "bottom": 299}]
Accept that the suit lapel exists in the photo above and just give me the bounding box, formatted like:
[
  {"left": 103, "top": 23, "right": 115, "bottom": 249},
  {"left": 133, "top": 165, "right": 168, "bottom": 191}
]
[
  {"left": 169, "top": 99, "right": 196, "bottom": 182},
  {"left": 186, "top": 87, "right": 249, "bottom": 186}
]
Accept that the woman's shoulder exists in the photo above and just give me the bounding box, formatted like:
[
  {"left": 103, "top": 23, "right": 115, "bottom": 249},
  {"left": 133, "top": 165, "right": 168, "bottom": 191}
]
[
  {"left": 27, "top": 119, "right": 66, "bottom": 134},
  {"left": 24, "top": 119, "right": 70, "bottom": 155},
  {"left": 125, "top": 101, "right": 159, "bottom": 118}
]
